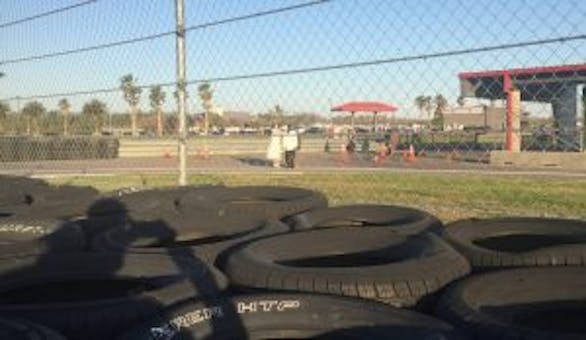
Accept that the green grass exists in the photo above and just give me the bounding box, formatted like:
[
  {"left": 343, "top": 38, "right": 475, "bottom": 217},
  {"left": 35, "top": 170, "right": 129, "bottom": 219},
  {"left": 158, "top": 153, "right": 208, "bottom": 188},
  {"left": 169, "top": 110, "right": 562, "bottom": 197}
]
[{"left": 48, "top": 172, "right": 586, "bottom": 223}]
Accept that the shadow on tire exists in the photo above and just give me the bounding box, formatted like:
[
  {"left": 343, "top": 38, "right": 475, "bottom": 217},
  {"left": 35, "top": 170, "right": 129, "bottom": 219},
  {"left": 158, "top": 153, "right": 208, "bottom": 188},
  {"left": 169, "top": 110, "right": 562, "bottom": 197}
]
[{"left": 0, "top": 198, "right": 246, "bottom": 340}]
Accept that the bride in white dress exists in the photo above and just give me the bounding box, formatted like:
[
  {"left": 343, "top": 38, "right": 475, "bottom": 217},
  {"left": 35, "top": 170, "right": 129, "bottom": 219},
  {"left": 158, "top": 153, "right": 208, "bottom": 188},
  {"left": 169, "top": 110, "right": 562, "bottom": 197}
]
[{"left": 266, "top": 124, "right": 284, "bottom": 168}]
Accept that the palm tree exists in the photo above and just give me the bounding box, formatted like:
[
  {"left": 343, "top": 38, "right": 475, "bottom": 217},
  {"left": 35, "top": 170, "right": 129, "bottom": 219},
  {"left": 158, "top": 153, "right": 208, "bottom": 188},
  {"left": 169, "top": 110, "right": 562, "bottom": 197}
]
[
  {"left": 0, "top": 102, "right": 10, "bottom": 133},
  {"left": 434, "top": 94, "right": 448, "bottom": 111},
  {"left": 173, "top": 89, "right": 190, "bottom": 135},
  {"left": 22, "top": 101, "right": 46, "bottom": 136},
  {"left": 0, "top": 102, "right": 10, "bottom": 134},
  {"left": 433, "top": 94, "right": 448, "bottom": 131},
  {"left": 173, "top": 88, "right": 189, "bottom": 103},
  {"left": 272, "top": 104, "right": 284, "bottom": 126},
  {"left": 174, "top": 88, "right": 190, "bottom": 114},
  {"left": 414, "top": 95, "right": 433, "bottom": 119},
  {"left": 149, "top": 86, "right": 166, "bottom": 137},
  {"left": 82, "top": 99, "right": 107, "bottom": 136},
  {"left": 414, "top": 95, "right": 426, "bottom": 117},
  {"left": 457, "top": 96, "right": 465, "bottom": 107},
  {"left": 120, "top": 74, "right": 142, "bottom": 137},
  {"left": 58, "top": 98, "right": 71, "bottom": 136},
  {"left": 197, "top": 82, "right": 213, "bottom": 135}
]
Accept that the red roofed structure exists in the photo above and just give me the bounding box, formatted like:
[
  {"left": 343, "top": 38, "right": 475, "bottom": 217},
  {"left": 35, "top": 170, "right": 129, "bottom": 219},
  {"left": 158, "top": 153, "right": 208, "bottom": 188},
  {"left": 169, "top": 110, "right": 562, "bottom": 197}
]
[
  {"left": 331, "top": 101, "right": 398, "bottom": 129},
  {"left": 459, "top": 63, "right": 586, "bottom": 150},
  {"left": 331, "top": 101, "right": 398, "bottom": 113}
]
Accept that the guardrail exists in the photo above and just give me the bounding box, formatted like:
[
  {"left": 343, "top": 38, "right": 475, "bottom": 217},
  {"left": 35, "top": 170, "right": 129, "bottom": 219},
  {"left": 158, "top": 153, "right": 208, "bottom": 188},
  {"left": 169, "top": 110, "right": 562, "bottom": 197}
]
[{"left": 118, "top": 136, "right": 328, "bottom": 157}]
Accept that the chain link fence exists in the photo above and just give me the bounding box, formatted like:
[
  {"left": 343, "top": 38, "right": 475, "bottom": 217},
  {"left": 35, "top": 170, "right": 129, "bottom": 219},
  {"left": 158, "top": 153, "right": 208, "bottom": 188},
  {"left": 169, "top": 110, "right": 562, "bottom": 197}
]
[{"left": 1, "top": 0, "right": 585, "bottom": 220}]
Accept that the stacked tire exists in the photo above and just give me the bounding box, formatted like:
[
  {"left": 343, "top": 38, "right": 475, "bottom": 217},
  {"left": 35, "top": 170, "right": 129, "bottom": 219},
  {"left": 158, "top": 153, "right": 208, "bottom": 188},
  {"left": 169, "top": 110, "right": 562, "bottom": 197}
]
[
  {"left": 436, "top": 217, "right": 586, "bottom": 339},
  {"left": 2, "top": 175, "right": 584, "bottom": 339},
  {"left": 0, "top": 137, "right": 119, "bottom": 162},
  {"left": 0, "top": 177, "right": 231, "bottom": 339}
]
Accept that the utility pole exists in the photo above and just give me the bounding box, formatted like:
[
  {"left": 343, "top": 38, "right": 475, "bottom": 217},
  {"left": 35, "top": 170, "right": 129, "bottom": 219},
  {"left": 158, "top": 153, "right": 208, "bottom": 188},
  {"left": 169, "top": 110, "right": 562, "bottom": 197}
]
[{"left": 175, "top": 0, "right": 187, "bottom": 186}]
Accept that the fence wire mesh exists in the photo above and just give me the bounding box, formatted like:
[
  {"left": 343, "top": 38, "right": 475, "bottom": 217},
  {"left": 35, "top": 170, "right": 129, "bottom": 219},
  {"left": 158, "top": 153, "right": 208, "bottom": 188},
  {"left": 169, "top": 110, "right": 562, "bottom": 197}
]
[{"left": 0, "top": 0, "right": 585, "bottom": 221}]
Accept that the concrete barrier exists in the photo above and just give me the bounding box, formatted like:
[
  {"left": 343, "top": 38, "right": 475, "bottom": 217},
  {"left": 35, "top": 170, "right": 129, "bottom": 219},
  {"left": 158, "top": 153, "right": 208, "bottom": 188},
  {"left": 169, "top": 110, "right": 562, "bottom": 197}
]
[
  {"left": 490, "top": 151, "right": 586, "bottom": 170},
  {"left": 118, "top": 136, "right": 327, "bottom": 158}
]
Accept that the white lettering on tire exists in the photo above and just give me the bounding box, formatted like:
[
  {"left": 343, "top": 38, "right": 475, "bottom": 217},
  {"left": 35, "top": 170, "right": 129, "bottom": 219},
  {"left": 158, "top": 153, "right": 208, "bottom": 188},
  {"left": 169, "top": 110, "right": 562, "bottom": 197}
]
[
  {"left": 0, "top": 224, "right": 50, "bottom": 235},
  {"left": 150, "top": 300, "right": 301, "bottom": 336},
  {"left": 237, "top": 299, "right": 301, "bottom": 314}
]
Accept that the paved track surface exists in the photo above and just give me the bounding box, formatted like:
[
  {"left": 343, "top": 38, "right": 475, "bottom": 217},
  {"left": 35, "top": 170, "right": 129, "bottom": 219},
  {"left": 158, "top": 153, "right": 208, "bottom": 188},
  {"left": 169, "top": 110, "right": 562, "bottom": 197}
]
[{"left": 1, "top": 153, "right": 585, "bottom": 178}]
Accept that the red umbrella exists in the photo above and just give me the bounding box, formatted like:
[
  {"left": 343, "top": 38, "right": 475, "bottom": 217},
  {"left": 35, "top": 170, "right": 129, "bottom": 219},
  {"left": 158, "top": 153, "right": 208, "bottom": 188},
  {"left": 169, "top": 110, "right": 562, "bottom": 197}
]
[{"left": 331, "top": 101, "right": 398, "bottom": 129}]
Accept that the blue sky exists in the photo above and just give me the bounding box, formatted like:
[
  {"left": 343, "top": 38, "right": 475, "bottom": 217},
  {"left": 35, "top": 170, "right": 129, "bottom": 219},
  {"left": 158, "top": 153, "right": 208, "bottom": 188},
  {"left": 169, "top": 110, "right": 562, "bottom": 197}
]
[{"left": 1, "top": 0, "right": 585, "bottom": 118}]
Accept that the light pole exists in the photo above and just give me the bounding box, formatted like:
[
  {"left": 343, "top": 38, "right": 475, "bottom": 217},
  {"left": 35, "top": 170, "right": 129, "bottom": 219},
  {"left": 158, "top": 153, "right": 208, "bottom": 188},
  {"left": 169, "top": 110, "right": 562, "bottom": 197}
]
[{"left": 175, "top": 0, "right": 187, "bottom": 186}]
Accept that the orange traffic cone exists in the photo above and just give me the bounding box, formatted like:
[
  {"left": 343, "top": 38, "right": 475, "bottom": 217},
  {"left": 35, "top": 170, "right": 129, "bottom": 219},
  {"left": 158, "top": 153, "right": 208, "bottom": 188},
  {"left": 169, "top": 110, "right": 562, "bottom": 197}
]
[
  {"left": 336, "top": 143, "right": 349, "bottom": 165},
  {"left": 372, "top": 150, "right": 383, "bottom": 167},
  {"left": 405, "top": 144, "right": 416, "bottom": 163},
  {"left": 196, "top": 147, "right": 211, "bottom": 160}
]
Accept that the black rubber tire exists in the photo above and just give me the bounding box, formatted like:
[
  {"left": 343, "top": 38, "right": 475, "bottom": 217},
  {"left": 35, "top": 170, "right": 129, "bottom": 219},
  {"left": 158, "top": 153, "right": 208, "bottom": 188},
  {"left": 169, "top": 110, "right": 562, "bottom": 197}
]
[
  {"left": 0, "top": 177, "right": 50, "bottom": 213},
  {"left": 90, "top": 211, "right": 269, "bottom": 251},
  {"left": 436, "top": 267, "right": 586, "bottom": 340},
  {"left": 1, "top": 184, "right": 98, "bottom": 219},
  {"left": 211, "top": 220, "right": 291, "bottom": 267},
  {"left": 223, "top": 228, "right": 470, "bottom": 307},
  {"left": 81, "top": 186, "right": 227, "bottom": 239},
  {"left": 442, "top": 217, "right": 586, "bottom": 270},
  {"left": 0, "top": 318, "right": 66, "bottom": 340},
  {"left": 89, "top": 185, "right": 226, "bottom": 218},
  {"left": 0, "top": 175, "right": 47, "bottom": 187},
  {"left": 74, "top": 212, "right": 127, "bottom": 243},
  {"left": 0, "top": 252, "right": 228, "bottom": 340},
  {"left": 119, "top": 293, "right": 461, "bottom": 339},
  {"left": 0, "top": 217, "right": 85, "bottom": 258},
  {"left": 178, "top": 186, "right": 328, "bottom": 220},
  {"left": 288, "top": 204, "right": 443, "bottom": 234},
  {"left": 91, "top": 217, "right": 289, "bottom": 266}
]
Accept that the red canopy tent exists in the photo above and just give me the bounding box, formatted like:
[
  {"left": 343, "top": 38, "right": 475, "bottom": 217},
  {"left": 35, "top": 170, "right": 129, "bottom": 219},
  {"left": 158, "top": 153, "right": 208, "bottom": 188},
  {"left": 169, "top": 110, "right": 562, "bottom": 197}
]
[{"left": 331, "top": 101, "right": 398, "bottom": 129}]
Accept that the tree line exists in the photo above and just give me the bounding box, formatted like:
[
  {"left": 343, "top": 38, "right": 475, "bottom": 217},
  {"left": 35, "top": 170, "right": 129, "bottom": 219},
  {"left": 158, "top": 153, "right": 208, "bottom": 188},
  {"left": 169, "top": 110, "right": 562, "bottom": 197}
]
[
  {"left": 0, "top": 73, "right": 332, "bottom": 137},
  {"left": 0, "top": 74, "right": 457, "bottom": 137},
  {"left": 0, "top": 74, "right": 329, "bottom": 137},
  {"left": 414, "top": 94, "right": 450, "bottom": 130},
  {"left": 0, "top": 74, "right": 220, "bottom": 137}
]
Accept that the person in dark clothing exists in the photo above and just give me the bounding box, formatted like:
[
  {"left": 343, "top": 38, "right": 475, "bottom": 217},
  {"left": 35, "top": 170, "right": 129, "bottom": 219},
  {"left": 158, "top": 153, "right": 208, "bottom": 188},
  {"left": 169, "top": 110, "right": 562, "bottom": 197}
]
[{"left": 283, "top": 128, "right": 300, "bottom": 168}]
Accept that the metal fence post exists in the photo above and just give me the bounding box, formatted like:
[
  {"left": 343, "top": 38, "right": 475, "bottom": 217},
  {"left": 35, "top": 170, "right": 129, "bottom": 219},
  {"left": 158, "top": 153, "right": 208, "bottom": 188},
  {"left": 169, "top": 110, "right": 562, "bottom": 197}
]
[
  {"left": 175, "top": 0, "right": 187, "bottom": 186},
  {"left": 577, "top": 84, "right": 586, "bottom": 152}
]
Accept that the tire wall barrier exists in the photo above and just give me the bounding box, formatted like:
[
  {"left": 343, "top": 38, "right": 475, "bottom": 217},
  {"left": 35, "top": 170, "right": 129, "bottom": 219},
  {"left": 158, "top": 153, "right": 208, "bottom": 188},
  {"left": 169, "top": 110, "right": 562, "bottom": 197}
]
[
  {"left": 0, "top": 137, "right": 119, "bottom": 162},
  {"left": 2, "top": 177, "right": 586, "bottom": 339}
]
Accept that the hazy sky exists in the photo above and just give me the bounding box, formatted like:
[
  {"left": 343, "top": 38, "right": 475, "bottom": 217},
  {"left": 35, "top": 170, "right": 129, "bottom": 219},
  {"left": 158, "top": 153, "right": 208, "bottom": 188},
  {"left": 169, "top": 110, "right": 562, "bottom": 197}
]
[{"left": 1, "top": 0, "right": 585, "bottom": 117}]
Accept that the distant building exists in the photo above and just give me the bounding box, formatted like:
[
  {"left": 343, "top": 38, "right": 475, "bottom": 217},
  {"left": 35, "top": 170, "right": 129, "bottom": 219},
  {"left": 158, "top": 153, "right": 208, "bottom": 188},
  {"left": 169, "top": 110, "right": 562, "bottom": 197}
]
[
  {"left": 442, "top": 105, "right": 506, "bottom": 131},
  {"left": 222, "top": 110, "right": 252, "bottom": 124}
]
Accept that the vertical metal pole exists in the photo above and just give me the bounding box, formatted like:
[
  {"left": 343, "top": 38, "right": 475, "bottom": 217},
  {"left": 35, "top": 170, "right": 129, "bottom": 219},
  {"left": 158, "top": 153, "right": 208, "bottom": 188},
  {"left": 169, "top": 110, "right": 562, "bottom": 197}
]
[
  {"left": 504, "top": 71, "right": 513, "bottom": 151},
  {"left": 582, "top": 86, "right": 586, "bottom": 152},
  {"left": 175, "top": 0, "right": 187, "bottom": 186}
]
